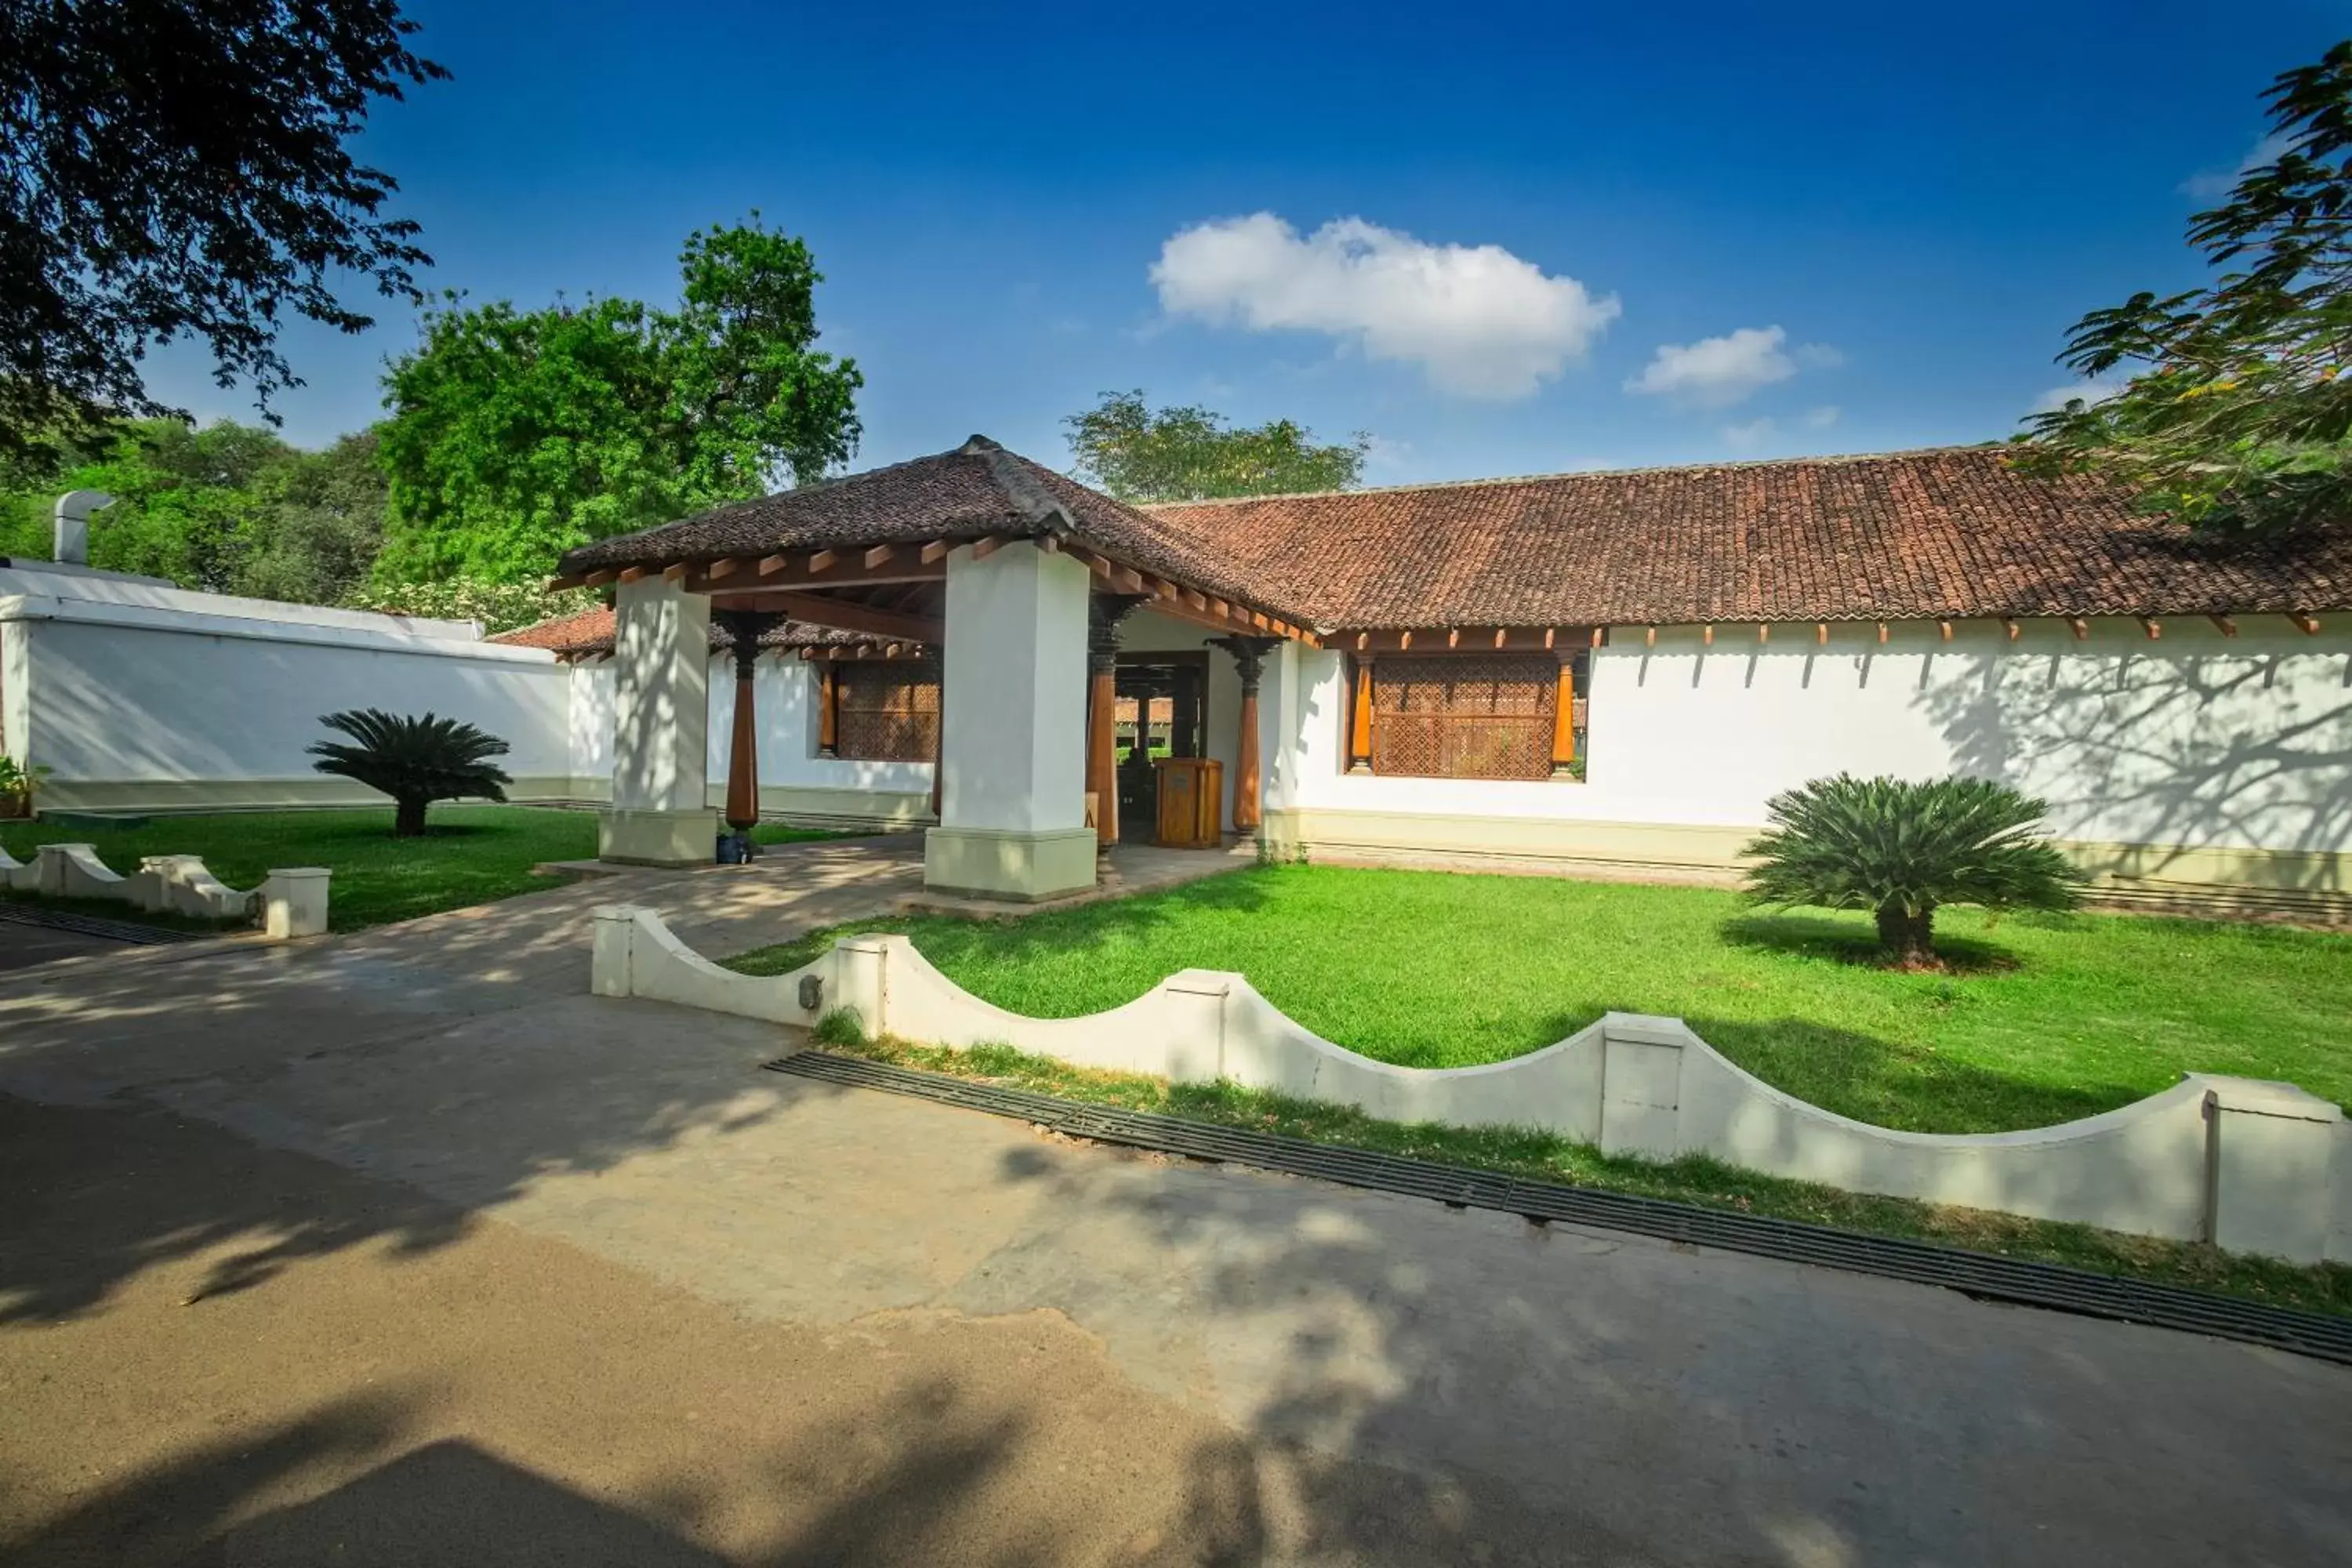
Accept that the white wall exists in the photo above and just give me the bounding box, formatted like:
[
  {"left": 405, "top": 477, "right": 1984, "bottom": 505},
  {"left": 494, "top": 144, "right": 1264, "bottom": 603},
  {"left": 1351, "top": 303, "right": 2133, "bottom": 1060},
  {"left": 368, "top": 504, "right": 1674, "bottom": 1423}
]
[
  {"left": 1285, "top": 619, "right": 2352, "bottom": 855},
  {"left": 703, "top": 654, "right": 934, "bottom": 797},
  {"left": 5, "top": 576, "right": 572, "bottom": 810}
]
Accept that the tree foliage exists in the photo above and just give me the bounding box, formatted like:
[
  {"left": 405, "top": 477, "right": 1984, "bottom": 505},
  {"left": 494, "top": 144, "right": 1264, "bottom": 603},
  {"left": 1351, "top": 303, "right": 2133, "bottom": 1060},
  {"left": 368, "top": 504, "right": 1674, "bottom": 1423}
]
[
  {"left": 1065, "top": 390, "right": 1370, "bottom": 503},
  {"left": 2016, "top": 42, "right": 2352, "bottom": 534},
  {"left": 308, "top": 709, "right": 510, "bottom": 837},
  {"left": 0, "top": 417, "right": 386, "bottom": 604},
  {"left": 343, "top": 575, "right": 600, "bottom": 636},
  {"left": 0, "top": 0, "right": 445, "bottom": 450},
  {"left": 1742, "top": 775, "right": 2083, "bottom": 967},
  {"left": 375, "top": 218, "right": 863, "bottom": 583}
]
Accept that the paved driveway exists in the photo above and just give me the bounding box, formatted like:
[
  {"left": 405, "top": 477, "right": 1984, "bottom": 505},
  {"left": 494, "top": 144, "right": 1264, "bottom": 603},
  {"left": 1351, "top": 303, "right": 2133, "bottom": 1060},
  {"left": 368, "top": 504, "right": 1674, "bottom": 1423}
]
[{"left": 2, "top": 838, "right": 2347, "bottom": 1566}]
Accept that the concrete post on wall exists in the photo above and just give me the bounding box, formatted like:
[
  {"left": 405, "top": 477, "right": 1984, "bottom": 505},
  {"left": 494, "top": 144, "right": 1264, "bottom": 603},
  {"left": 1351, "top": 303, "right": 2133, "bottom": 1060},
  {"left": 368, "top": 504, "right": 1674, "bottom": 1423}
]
[
  {"left": 1597, "top": 1014, "right": 1688, "bottom": 1160},
  {"left": 600, "top": 575, "right": 717, "bottom": 866},
  {"left": 2205, "top": 1080, "right": 2346, "bottom": 1263},
  {"left": 922, "top": 540, "right": 1097, "bottom": 901},
  {"left": 260, "top": 868, "right": 331, "bottom": 939},
  {"left": 833, "top": 934, "right": 892, "bottom": 1035}
]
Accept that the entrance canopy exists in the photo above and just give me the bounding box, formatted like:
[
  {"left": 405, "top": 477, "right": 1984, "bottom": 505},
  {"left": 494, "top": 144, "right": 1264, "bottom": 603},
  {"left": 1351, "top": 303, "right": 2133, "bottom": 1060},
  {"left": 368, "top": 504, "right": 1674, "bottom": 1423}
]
[{"left": 554, "top": 437, "right": 1318, "bottom": 895}]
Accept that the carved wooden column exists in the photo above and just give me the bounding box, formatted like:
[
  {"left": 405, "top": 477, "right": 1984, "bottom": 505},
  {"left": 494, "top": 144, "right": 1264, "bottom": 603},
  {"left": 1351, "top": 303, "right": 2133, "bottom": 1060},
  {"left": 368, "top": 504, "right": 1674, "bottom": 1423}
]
[
  {"left": 1346, "top": 654, "right": 1375, "bottom": 774},
  {"left": 713, "top": 609, "right": 786, "bottom": 836},
  {"left": 1551, "top": 652, "right": 1577, "bottom": 778},
  {"left": 816, "top": 662, "right": 839, "bottom": 757},
  {"left": 1211, "top": 635, "right": 1280, "bottom": 834},
  {"left": 1087, "top": 595, "right": 1146, "bottom": 845}
]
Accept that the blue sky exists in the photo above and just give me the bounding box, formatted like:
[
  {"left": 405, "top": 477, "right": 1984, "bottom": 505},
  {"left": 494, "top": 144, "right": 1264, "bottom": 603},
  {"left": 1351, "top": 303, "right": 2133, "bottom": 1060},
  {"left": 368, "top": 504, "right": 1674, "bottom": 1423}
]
[{"left": 144, "top": 0, "right": 2349, "bottom": 488}]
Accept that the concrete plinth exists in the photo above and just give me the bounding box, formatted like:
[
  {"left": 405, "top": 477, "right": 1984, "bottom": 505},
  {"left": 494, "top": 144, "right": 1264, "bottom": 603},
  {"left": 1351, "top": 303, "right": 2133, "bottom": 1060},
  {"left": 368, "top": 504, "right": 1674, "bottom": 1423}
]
[
  {"left": 922, "top": 825, "right": 1098, "bottom": 902},
  {"left": 597, "top": 807, "right": 720, "bottom": 869},
  {"left": 927, "top": 540, "right": 1096, "bottom": 900},
  {"left": 601, "top": 576, "right": 712, "bottom": 867}
]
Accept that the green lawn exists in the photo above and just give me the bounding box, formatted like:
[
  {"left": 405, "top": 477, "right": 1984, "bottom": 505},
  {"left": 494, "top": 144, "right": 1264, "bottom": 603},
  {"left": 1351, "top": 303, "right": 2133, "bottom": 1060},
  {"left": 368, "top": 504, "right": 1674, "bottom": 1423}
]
[
  {"left": 727, "top": 862, "right": 2352, "bottom": 1135},
  {"left": 3, "top": 806, "right": 848, "bottom": 932}
]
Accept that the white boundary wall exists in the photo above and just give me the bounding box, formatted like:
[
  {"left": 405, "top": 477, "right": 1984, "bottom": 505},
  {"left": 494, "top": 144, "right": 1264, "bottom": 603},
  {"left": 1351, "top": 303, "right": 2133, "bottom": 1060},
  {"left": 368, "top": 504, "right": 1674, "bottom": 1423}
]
[
  {"left": 592, "top": 905, "right": 2352, "bottom": 1265},
  {"left": 1, "top": 564, "right": 572, "bottom": 813}
]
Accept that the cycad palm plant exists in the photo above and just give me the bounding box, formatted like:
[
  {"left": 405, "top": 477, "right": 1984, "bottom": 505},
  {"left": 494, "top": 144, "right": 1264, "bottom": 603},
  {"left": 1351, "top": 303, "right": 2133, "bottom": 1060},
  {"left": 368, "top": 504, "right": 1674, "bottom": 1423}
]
[
  {"left": 309, "top": 710, "right": 512, "bottom": 837},
  {"left": 1742, "top": 775, "right": 2083, "bottom": 966}
]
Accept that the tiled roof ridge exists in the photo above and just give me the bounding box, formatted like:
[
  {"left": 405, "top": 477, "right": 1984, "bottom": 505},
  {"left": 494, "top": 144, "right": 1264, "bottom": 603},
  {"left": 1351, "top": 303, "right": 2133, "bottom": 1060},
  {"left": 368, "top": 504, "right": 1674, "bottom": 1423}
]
[{"left": 1138, "top": 443, "right": 2005, "bottom": 510}]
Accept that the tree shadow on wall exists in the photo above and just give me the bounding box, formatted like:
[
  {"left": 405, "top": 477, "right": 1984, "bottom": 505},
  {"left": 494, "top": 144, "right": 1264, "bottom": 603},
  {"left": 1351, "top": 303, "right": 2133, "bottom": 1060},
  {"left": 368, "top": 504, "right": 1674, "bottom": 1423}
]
[{"left": 1915, "top": 638, "right": 2352, "bottom": 886}]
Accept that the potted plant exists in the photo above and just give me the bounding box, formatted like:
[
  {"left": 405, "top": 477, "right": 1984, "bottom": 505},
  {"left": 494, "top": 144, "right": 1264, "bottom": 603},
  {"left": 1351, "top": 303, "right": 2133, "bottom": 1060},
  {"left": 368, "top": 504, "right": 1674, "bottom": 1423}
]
[{"left": 0, "top": 755, "right": 49, "bottom": 820}]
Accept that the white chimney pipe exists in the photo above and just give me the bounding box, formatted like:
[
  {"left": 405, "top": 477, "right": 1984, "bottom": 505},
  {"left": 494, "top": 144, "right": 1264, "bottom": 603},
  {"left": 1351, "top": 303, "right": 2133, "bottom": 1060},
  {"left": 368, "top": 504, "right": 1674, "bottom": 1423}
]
[{"left": 53, "top": 489, "right": 115, "bottom": 565}]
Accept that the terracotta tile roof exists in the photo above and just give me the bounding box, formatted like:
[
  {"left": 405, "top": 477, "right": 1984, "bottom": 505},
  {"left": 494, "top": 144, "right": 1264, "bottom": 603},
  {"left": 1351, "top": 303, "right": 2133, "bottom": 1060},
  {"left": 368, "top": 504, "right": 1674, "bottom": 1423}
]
[
  {"left": 556, "top": 435, "right": 1293, "bottom": 622},
  {"left": 490, "top": 604, "right": 880, "bottom": 658},
  {"left": 1145, "top": 446, "right": 2352, "bottom": 627}
]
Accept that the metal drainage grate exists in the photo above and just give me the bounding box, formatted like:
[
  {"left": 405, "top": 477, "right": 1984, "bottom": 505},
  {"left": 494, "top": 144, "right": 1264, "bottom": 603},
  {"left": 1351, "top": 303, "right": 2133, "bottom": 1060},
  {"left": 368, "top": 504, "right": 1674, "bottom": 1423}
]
[
  {"left": 0, "top": 901, "right": 205, "bottom": 946},
  {"left": 767, "top": 1050, "right": 2352, "bottom": 1367}
]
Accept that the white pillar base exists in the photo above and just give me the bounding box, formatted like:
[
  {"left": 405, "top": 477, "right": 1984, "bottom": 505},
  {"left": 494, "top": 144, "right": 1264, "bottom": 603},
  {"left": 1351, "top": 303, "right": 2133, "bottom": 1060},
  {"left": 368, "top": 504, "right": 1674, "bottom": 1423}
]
[
  {"left": 924, "top": 826, "right": 1098, "bottom": 902},
  {"left": 599, "top": 807, "right": 720, "bottom": 868}
]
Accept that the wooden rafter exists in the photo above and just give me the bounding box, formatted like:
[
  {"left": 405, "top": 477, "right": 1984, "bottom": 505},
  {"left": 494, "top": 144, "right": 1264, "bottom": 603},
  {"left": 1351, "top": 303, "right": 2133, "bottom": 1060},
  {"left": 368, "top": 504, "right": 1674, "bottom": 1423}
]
[
  {"left": 2289, "top": 612, "right": 2322, "bottom": 634},
  {"left": 2209, "top": 614, "right": 2238, "bottom": 637}
]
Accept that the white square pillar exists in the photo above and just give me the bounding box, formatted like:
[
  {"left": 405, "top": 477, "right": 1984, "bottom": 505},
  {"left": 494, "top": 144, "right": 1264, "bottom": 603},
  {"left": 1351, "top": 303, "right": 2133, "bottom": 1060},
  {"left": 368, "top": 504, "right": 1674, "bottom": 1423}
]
[
  {"left": 599, "top": 575, "right": 717, "bottom": 866},
  {"left": 923, "top": 540, "right": 1097, "bottom": 900}
]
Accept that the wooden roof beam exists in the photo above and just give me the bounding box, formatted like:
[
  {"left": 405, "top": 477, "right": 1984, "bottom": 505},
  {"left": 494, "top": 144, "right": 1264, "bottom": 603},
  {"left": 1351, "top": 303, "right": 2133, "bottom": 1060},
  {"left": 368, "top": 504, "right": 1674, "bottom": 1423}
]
[
  {"left": 617, "top": 565, "right": 648, "bottom": 585},
  {"left": 2289, "top": 612, "right": 2322, "bottom": 634},
  {"left": 808, "top": 549, "right": 839, "bottom": 574},
  {"left": 970, "top": 535, "right": 1004, "bottom": 561},
  {"left": 2209, "top": 614, "right": 2238, "bottom": 637},
  {"left": 662, "top": 561, "right": 688, "bottom": 583},
  {"left": 2140, "top": 616, "right": 2161, "bottom": 640},
  {"left": 920, "top": 539, "right": 949, "bottom": 564},
  {"left": 717, "top": 590, "right": 942, "bottom": 644},
  {"left": 582, "top": 569, "right": 616, "bottom": 590},
  {"left": 863, "top": 544, "right": 895, "bottom": 568}
]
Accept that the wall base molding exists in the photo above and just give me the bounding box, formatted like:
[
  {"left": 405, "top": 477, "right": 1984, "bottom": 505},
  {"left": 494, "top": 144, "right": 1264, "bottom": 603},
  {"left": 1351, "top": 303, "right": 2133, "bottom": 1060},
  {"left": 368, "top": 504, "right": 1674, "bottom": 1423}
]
[{"left": 1262, "top": 808, "right": 2352, "bottom": 924}]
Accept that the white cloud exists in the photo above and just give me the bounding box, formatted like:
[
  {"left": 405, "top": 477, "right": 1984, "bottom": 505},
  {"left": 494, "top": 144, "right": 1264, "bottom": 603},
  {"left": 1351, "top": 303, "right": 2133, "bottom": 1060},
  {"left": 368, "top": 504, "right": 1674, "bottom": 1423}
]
[
  {"left": 2030, "top": 373, "right": 2132, "bottom": 415},
  {"left": 1151, "top": 213, "right": 1621, "bottom": 400},
  {"left": 2183, "top": 131, "right": 2293, "bottom": 201},
  {"left": 1800, "top": 405, "right": 1841, "bottom": 429},
  {"left": 1723, "top": 417, "right": 1779, "bottom": 451},
  {"left": 1625, "top": 325, "right": 1838, "bottom": 409}
]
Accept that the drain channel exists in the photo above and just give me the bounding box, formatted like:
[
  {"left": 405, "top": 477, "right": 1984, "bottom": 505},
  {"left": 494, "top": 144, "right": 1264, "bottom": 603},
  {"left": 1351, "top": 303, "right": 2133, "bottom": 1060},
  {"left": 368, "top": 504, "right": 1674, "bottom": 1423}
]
[
  {"left": 0, "top": 902, "right": 203, "bottom": 945},
  {"left": 767, "top": 1049, "right": 2352, "bottom": 1367}
]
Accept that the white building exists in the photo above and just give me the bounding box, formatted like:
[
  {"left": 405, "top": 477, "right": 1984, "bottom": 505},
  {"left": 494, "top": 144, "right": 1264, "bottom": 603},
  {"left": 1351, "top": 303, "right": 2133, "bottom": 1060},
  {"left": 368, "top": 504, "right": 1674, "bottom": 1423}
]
[{"left": 9, "top": 436, "right": 2348, "bottom": 922}]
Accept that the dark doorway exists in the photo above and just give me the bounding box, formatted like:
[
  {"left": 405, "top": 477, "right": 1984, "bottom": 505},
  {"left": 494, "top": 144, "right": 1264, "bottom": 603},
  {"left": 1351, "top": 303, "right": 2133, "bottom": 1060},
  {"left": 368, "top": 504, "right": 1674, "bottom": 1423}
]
[{"left": 1113, "top": 652, "right": 1208, "bottom": 834}]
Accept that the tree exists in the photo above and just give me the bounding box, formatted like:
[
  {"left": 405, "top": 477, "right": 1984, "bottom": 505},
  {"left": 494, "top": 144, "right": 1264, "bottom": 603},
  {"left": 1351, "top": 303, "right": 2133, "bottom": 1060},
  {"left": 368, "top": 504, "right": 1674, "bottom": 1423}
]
[
  {"left": 1741, "top": 775, "right": 2083, "bottom": 967},
  {"left": 0, "top": 1, "right": 445, "bottom": 452},
  {"left": 1065, "top": 391, "right": 1370, "bottom": 503},
  {"left": 2016, "top": 42, "right": 2352, "bottom": 535},
  {"left": 375, "top": 218, "right": 863, "bottom": 583},
  {"left": 307, "top": 709, "right": 510, "bottom": 837},
  {"left": 0, "top": 416, "right": 387, "bottom": 603},
  {"left": 238, "top": 432, "right": 391, "bottom": 605}
]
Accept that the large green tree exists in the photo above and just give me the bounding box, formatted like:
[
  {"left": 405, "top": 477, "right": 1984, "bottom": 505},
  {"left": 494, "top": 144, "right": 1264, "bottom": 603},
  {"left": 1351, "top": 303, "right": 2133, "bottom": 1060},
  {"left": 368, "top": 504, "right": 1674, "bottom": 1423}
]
[
  {"left": 0, "top": 417, "right": 385, "bottom": 604},
  {"left": 1065, "top": 390, "right": 1370, "bottom": 503},
  {"left": 0, "top": 1, "right": 444, "bottom": 452},
  {"left": 2016, "top": 42, "right": 2352, "bottom": 535},
  {"left": 375, "top": 219, "right": 864, "bottom": 583}
]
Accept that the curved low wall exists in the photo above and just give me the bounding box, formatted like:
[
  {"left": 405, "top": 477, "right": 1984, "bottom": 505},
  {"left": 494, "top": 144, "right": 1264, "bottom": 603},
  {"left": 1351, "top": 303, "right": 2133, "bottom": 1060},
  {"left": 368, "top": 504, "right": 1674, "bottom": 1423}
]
[
  {"left": 0, "top": 842, "right": 329, "bottom": 938},
  {"left": 590, "top": 905, "right": 2351, "bottom": 1265}
]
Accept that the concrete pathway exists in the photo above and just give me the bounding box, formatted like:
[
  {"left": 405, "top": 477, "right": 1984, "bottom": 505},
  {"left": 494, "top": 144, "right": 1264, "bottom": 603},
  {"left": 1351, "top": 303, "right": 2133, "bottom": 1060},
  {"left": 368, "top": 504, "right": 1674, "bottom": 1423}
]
[{"left": 1, "top": 837, "right": 2347, "bottom": 1566}]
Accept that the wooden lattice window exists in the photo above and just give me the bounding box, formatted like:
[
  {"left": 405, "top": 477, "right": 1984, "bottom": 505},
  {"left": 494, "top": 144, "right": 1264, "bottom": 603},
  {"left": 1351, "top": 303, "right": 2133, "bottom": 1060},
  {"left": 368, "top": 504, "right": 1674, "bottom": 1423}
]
[
  {"left": 1368, "top": 655, "right": 1558, "bottom": 780},
  {"left": 834, "top": 660, "right": 939, "bottom": 763}
]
